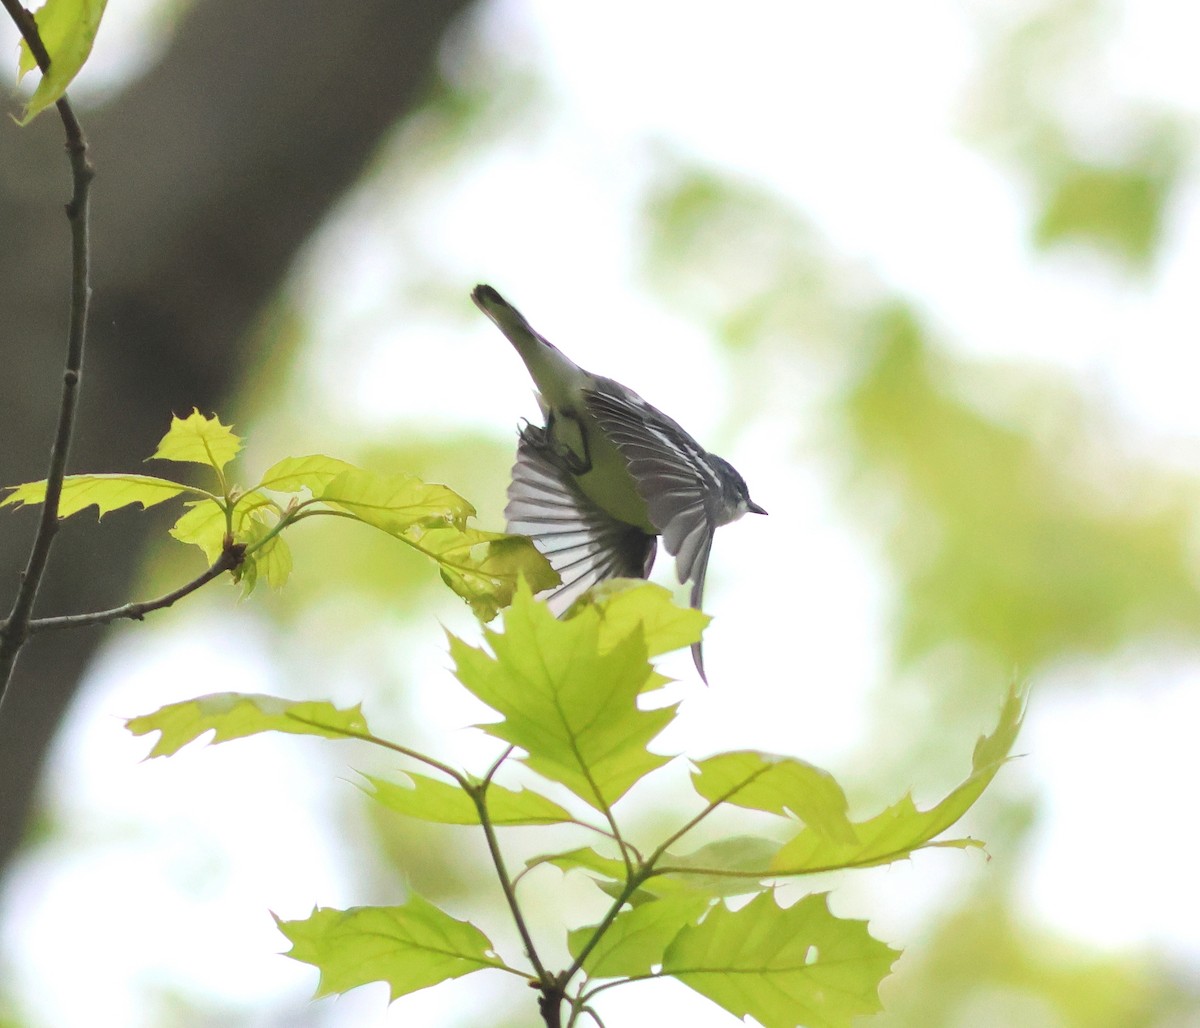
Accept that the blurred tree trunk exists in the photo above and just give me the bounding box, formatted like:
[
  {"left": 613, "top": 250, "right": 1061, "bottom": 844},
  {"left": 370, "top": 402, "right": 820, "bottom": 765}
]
[{"left": 0, "top": 0, "right": 472, "bottom": 877}]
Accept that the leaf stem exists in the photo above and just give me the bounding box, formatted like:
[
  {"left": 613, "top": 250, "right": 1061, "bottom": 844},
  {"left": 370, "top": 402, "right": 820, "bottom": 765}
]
[
  {"left": 0, "top": 0, "right": 95, "bottom": 712},
  {"left": 280, "top": 718, "right": 470, "bottom": 788}
]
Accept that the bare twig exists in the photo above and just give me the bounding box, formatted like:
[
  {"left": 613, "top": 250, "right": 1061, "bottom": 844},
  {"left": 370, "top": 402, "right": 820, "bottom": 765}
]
[
  {"left": 0, "top": 0, "right": 95, "bottom": 709},
  {"left": 25, "top": 547, "right": 246, "bottom": 634}
]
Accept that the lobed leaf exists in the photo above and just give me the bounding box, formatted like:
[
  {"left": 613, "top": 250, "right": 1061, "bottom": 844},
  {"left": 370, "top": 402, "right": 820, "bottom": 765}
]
[
  {"left": 1, "top": 474, "right": 193, "bottom": 518},
  {"left": 150, "top": 410, "right": 242, "bottom": 471},
  {"left": 663, "top": 892, "right": 899, "bottom": 1028},
  {"left": 234, "top": 515, "right": 293, "bottom": 595},
  {"left": 691, "top": 752, "right": 858, "bottom": 844},
  {"left": 126, "top": 693, "right": 369, "bottom": 758},
  {"left": 449, "top": 583, "right": 674, "bottom": 812},
  {"left": 771, "top": 682, "right": 1026, "bottom": 873},
  {"left": 16, "top": 0, "right": 108, "bottom": 124},
  {"left": 276, "top": 896, "right": 510, "bottom": 1001},
  {"left": 361, "top": 772, "right": 573, "bottom": 826},
  {"left": 168, "top": 492, "right": 287, "bottom": 594},
  {"left": 318, "top": 467, "right": 475, "bottom": 533},
  {"left": 168, "top": 491, "right": 272, "bottom": 554},
  {"left": 256, "top": 454, "right": 356, "bottom": 494},
  {"left": 414, "top": 525, "right": 558, "bottom": 621},
  {"left": 574, "top": 579, "right": 709, "bottom": 663}
]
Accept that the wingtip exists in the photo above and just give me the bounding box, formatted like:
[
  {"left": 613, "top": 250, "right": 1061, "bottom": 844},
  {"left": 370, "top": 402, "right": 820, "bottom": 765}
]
[{"left": 691, "top": 641, "right": 709, "bottom": 685}]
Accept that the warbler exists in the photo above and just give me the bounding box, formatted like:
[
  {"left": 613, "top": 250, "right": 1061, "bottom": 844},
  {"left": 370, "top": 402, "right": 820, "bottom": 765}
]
[{"left": 473, "top": 284, "right": 765, "bottom": 681}]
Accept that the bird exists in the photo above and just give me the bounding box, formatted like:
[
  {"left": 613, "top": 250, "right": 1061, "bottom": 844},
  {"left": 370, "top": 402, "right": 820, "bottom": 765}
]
[{"left": 472, "top": 284, "right": 766, "bottom": 682}]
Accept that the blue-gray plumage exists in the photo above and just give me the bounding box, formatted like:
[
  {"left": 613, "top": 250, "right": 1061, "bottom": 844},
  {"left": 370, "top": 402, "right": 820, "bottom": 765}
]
[{"left": 473, "top": 284, "right": 765, "bottom": 681}]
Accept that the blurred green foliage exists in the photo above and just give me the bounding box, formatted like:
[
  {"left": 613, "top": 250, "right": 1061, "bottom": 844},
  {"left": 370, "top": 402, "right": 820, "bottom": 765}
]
[
  {"left": 76, "top": 0, "right": 1199, "bottom": 1022},
  {"left": 878, "top": 894, "right": 1200, "bottom": 1028},
  {"left": 843, "top": 304, "right": 1200, "bottom": 672},
  {"left": 962, "top": 0, "right": 1192, "bottom": 270}
]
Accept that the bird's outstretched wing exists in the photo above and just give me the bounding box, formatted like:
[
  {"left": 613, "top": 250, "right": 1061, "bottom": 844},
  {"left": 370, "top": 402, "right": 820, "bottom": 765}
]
[
  {"left": 585, "top": 381, "right": 725, "bottom": 680},
  {"left": 505, "top": 424, "right": 657, "bottom": 616}
]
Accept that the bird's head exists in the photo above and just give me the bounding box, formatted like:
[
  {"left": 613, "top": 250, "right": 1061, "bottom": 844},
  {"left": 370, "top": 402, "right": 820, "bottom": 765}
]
[{"left": 709, "top": 454, "right": 767, "bottom": 525}]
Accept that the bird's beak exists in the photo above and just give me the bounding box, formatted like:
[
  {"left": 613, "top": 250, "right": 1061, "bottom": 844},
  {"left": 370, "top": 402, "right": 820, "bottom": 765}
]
[{"left": 748, "top": 501, "right": 768, "bottom": 515}]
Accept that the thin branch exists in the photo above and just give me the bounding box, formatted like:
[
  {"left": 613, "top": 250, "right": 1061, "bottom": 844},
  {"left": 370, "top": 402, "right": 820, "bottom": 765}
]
[
  {"left": 0, "top": 0, "right": 95, "bottom": 709},
  {"left": 25, "top": 547, "right": 245, "bottom": 634},
  {"left": 646, "top": 762, "right": 774, "bottom": 866},
  {"left": 467, "top": 784, "right": 552, "bottom": 986},
  {"left": 560, "top": 882, "right": 641, "bottom": 987}
]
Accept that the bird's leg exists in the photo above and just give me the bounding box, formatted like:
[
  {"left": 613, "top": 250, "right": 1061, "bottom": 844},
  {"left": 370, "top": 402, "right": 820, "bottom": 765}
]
[{"left": 543, "top": 409, "right": 593, "bottom": 475}]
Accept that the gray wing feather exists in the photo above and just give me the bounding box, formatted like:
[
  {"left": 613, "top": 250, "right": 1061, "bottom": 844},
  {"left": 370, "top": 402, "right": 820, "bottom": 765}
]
[
  {"left": 584, "top": 383, "right": 720, "bottom": 682},
  {"left": 584, "top": 384, "right": 719, "bottom": 596},
  {"left": 506, "top": 428, "right": 656, "bottom": 615}
]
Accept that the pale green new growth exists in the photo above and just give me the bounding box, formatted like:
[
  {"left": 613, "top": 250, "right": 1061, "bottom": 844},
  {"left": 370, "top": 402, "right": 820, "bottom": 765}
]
[
  {"left": 691, "top": 752, "right": 859, "bottom": 843},
  {"left": 15, "top": 0, "right": 108, "bottom": 124},
  {"left": 412, "top": 525, "right": 559, "bottom": 620},
  {"left": 361, "top": 771, "right": 573, "bottom": 826},
  {"left": 663, "top": 892, "right": 900, "bottom": 1028},
  {"left": 275, "top": 896, "right": 513, "bottom": 1001},
  {"left": 573, "top": 579, "right": 710, "bottom": 659},
  {"left": 125, "top": 693, "right": 369, "bottom": 758},
  {"left": 1, "top": 412, "right": 555, "bottom": 614},
  {"left": 118, "top": 567, "right": 1022, "bottom": 1025},
  {"left": 449, "top": 582, "right": 675, "bottom": 812},
  {"left": 256, "top": 454, "right": 356, "bottom": 493},
  {"left": 318, "top": 466, "right": 474, "bottom": 532},
  {"left": 0, "top": 474, "right": 197, "bottom": 518},
  {"left": 770, "top": 682, "right": 1025, "bottom": 872},
  {"left": 569, "top": 894, "right": 711, "bottom": 978},
  {"left": 150, "top": 409, "right": 243, "bottom": 471}
]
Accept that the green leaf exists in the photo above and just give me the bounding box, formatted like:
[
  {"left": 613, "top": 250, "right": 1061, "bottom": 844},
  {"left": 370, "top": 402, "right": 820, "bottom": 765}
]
[
  {"left": 168, "top": 500, "right": 229, "bottom": 561},
  {"left": 168, "top": 492, "right": 286, "bottom": 593},
  {"left": 256, "top": 454, "right": 356, "bottom": 494},
  {"left": 772, "top": 682, "right": 1026, "bottom": 873},
  {"left": 540, "top": 846, "right": 629, "bottom": 882},
  {"left": 126, "top": 693, "right": 369, "bottom": 758},
  {"left": 318, "top": 466, "right": 475, "bottom": 533},
  {"left": 150, "top": 410, "right": 242, "bottom": 471},
  {"left": 276, "top": 895, "right": 510, "bottom": 1001},
  {"left": 449, "top": 583, "right": 674, "bottom": 812},
  {"left": 570, "top": 894, "right": 711, "bottom": 979},
  {"left": 236, "top": 515, "right": 292, "bottom": 594},
  {"left": 361, "top": 772, "right": 573, "bottom": 826},
  {"left": 663, "top": 892, "right": 899, "bottom": 1028},
  {"left": 0, "top": 474, "right": 193, "bottom": 518},
  {"left": 15, "top": 0, "right": 108, "bottom": 125},
  {"left": 576, "top": 580, "right": 709, "bottom": 660},
  {"left": 690, "top": 752, "right": 858, "bottom": 844},
  {"left": 414, "top": 525, "right": 558, "bottom": 621},
  {"left": 654, "top": 836, "right": 786, "bottom": 896}
]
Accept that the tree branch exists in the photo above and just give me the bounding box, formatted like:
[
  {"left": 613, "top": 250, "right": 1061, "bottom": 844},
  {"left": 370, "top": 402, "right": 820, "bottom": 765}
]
[
  {"left": 24, "top": 547, "right": 245, "bottom": 634},
  {"left": 0, "top": 0, "right": 95, "bottom": 709}
]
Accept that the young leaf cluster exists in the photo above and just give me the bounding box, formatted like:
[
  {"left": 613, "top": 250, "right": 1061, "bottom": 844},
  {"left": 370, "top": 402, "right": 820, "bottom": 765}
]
[
  {"left": 13, "top": 0, "right": 108, "bottom": 124},
  {"left": 1, "top": 410, "right": 556, "bottom": 619},
  {"left": 126, "top": 580, "right": 1024, "bottom": 1028}
]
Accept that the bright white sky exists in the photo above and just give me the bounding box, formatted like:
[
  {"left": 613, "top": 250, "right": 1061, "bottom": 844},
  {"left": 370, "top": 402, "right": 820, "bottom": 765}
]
[{"left": 3, "top": 1, "right": 1200, "bottom": 1025}]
